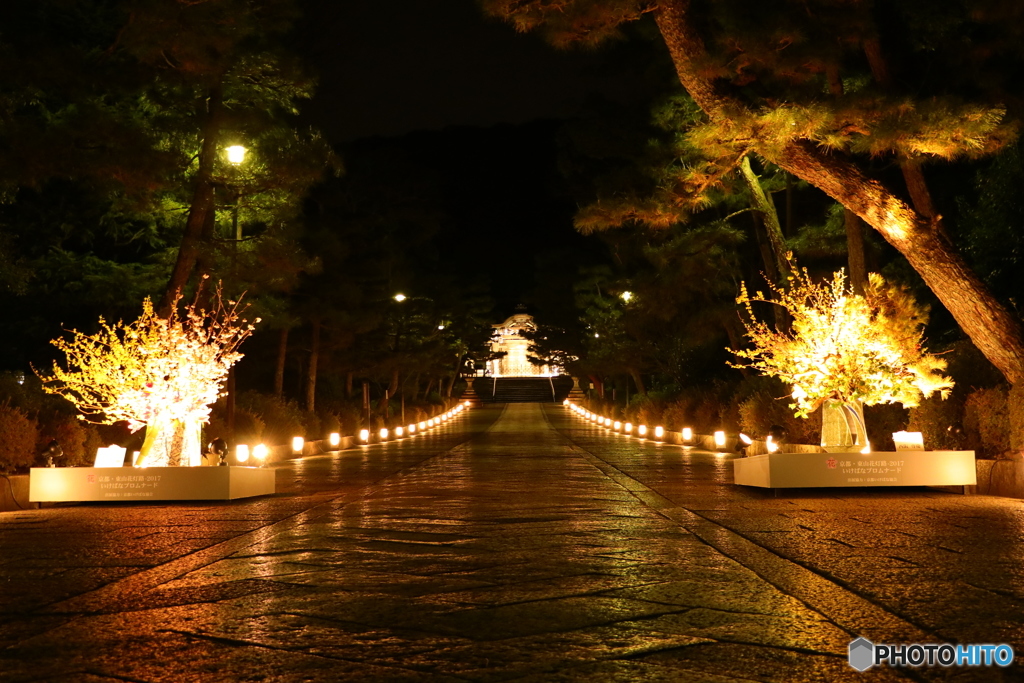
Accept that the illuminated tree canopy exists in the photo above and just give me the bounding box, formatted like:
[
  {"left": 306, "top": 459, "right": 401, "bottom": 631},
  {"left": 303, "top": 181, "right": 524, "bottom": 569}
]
[
  {"left": 37, "top": 282, "right": 258, "bottom": 466},
  {"left": 730, "top": 263, "right": 953, "bottom": 419}
]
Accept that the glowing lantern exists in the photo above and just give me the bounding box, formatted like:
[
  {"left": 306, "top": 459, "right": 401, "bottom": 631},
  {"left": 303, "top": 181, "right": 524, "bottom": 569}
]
[
  {"left": 359, "top": 429, "right": 370, "bottom": 443},
  {"left": 236, "top": 444, "right": 250, "bottom": 463},
  {"left": 624, "top": 422, "right": 633, "bottom": 434},
  {"left": 682, "top": 427, "right": 693, "bottom": 442},
  {"left": 638, "top": 425, "right": 648, "bottom": 437},
  {"left": 395, "top": 426, "right": 404, "bottom": 437},
  {"left": 408, "top": 424, "right": 416, "bottom": 434},
  {"left": 563, "top": 399, "right": 570, "bottom": 406},
  {"left": 291, "top": 437, "right": 304, "bottom": 454},
  {"left": 714, "top": 431, "right": 726, "bottom": 448},
  {"left": 328, "top": 432, "right": 340, "bottom": 448},
  {"left": 253, "top": 444, "right": 268, "bottom": 464},
  {"left": 418, "top": 421, "right": 426, "bottom": 430},
  {"left": 654, "top": 426, "right": 665, "bottom": 439},
  {"left": 893, "top": 431, "right": 924, "bottom": 451},
  {"left": 379, "top": 428, "right": 389, "bottom": 440},
  {"left": 614, "top": 421, "right": 622, "bottom": 431}
]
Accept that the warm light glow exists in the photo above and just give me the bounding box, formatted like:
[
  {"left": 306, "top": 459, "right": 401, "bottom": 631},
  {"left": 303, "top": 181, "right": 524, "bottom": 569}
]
[
  {"left": 291, "top": 436, "right": 304, "bottom": 454},
  {"left": 328, "top": 432, "right": 340, "bottom": 447},
  {"left": 379, "top": 428, "right": 389, "bottom": 440},
  {"left": 236, "top": 444, "right": 250, "bottom": 463},
  {"left": 359, "top": 429, "right": 370, "bottom": 443},
  {"left": 253, "top": 444, "right": 268, "bottom": 463},
  {"left": 682, "top": 427, "right": 693, "bottom": 442},
  {"left": 638, "top": 425, "right": 648, "bottom": 437},
  {"left": 395, "top": 426, "right": 404, "bottom": 437},
  {"left": 464, "top": 400, "right": 471, "bottom": 407},
  {"left": 393, "top": 293, "right": 407, "bottom": 302},
  {"left": 766, "top": 439, "right": 779, "bottom": 453},
  {"left": 624, "top": 422, "right": 633, "bottom": 434},
  {"left": 563, "top": 399, "right": 570, "bottom": 406},
  {"left": 620, "top": 291, "right": 633, "bottom": 302},
  {"left": 861, "top": 442, "right": 872, "bottom": 454},
  {"left": 428, "top": 419, "right": 435, "bottom": 427},
  {"left": 714, "top": 431, "right": 726, "bottom": 448},
  {"left": 418, "top": 421, "right": 426, "bottom": 430},
  {"left": 226, "top": 145, "right": 247, "bottom": 165},
  {"left": 654, "top": 426, "right": 665, "bottom": 439},
  {"left": 614, "top": 421, "right": 622, "bottom": 431},
  {"left": 408, "top": 424, "right": 416, "bottom": 434},
  {"left": 41, "top": 288, "right": 257, "bottom": 468},
  {"left": 739, "top": 433, "right": 753, "bottom": 445},
  {"left": 94, "top": 445, "right": 126, "bottom": 468},
  {"left": 892, "top": 430, "right": 924, "bottom": 450}
]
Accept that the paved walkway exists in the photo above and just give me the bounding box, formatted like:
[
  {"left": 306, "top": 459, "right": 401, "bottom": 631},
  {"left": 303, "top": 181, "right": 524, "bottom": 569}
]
[{"left": 1, "top": 404, "right": 1021, "bottom": 681}]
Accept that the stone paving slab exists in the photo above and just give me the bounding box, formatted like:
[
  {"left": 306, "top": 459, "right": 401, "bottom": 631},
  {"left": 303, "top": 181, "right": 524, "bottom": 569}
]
[{"left": 1, "top": 403, "right": 1018, "bottom": 680}]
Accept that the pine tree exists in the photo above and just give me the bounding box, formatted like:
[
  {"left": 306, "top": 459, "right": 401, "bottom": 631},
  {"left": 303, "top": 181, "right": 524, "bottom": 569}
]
[{"left": 482, "top": 0, "right": 1024, "bottom": 389}]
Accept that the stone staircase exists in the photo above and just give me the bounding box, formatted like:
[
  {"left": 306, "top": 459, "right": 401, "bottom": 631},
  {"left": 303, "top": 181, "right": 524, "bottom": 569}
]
[{"left": 472, "top": 377, "right": 574, "bottom": 403}]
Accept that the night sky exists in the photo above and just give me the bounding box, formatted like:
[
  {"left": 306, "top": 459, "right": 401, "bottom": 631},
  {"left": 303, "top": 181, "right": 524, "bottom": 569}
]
[
  {"left": 292, "top": 0, "right": 651, "bottom": 315},
  {"left": 295, "top": 0, "right": 645, "bottom": 141}
]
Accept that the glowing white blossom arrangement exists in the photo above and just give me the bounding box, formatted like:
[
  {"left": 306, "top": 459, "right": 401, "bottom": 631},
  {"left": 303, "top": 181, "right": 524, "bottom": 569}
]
[{"left": 38, "top": 281, "right": 258, "bottom": 467}]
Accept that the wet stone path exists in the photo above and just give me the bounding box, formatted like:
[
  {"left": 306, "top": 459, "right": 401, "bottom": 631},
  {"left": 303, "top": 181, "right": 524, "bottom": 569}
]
[{"left": 0, "top": 403, "right": 1019, "bottom": 681}]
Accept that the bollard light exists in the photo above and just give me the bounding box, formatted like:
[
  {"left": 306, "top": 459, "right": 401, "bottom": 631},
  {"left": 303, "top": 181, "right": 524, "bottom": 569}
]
[
  {"left": 614, "top": 421, "right": 622, "bottom": 431},
  {"left": 379, "top": 428, "right": 389, "bottom": 440},
  {"left": 359, "top": 429, "right": 370, "bottom": 443},
  {"left": 291, "top": 436, "right": 304, "bottom": 454},
  {"left": 418, "top": 421, "right": 427, "bottom": 430},
  {"left": 624, "top": 422, "right": 633, "bottom": 434},
  {"left": 329, "top": 432, "right": 341, "bottom": 448},
  {"left": 638, "top": 425, "right": 648, "bottom": 437},
  {"left": 253, "top": 444, "right": 268, "bottom": 465},
  {"left": 236, "top": 444, "right": 250, "bottom": 463},
  {"left": 714, "top": 430, "right": 726, "bottom": 448},
  {"left": 395, "top": 426, "right": 404, "bottom": 437},
  {"left": 654, "top": 426, "right": 665, "bottom": 439},
  {"left": 464, "top": 400, "right": 471, "bottom": 407},
  {"left": 682, "top": 427, "right": 693, "bottom": 442},
  {"left": 408, "top": 423, "right": 416, "bottom": 434},
  {"left": 563, "top": 399, "right": 570, "bottom": 406}
]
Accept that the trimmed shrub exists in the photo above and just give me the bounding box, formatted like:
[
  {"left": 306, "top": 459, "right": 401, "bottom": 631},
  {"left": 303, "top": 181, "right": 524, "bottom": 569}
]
[
  {"left": 963, "top": 386, "right": 1010, "bottom": 458},
  {"left": 238, "top": 392, "right": 307, "bottom": 446},
  {"left": 37, "top": 413, "right": 90, "bottom": 467},
  {"left": 863, "top": 403, "right": 909, "bottom": 452},
  {"left": 0, "top": 403, "right": 39, "bottom": 472},
  {"left": 738, "top": 390, "right": 821, "bottom": 445},
  {"left": 908, "top": 394, "right": 965, "bottom": 451}
]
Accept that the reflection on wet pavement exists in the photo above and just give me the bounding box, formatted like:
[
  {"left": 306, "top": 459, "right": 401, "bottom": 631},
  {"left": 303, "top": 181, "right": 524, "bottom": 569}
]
[{"left": 1, "top": 403, "right": 1016, "bottom": 681}]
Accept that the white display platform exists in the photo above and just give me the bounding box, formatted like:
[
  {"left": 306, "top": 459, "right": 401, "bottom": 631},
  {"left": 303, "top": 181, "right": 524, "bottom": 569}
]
[
  {"left": 733, "top": 450, "right": 977, "bottom": 489},
  {"left": 29, "top": 466, "right": 276, "bottom": 503}
]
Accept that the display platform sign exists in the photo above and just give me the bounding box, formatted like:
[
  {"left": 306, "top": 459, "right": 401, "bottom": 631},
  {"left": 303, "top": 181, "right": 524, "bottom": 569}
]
[
  {"left": 733, "top": 450, "right": 976, "bottom": 489},
  {"left": 29, "top": 466, "right": 276, "bottom": 502}
]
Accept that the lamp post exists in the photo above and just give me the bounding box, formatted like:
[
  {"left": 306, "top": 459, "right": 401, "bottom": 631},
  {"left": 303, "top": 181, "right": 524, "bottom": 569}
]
[{"left": 225, "top": 144, "right": 247, "bottom": 444}]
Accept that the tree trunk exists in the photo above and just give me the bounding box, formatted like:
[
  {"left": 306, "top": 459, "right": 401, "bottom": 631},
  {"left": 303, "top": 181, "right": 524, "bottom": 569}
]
[
  {"left": 345, "top": 371, "right": 354, "bottom": 399},
  {"left": 306, "top": 320, "right": 320, "bottom": 412},
  {"left": 629, "top": 369, "right": 647, "bottom": 396},
  {"left": 844, "top": 209, "right": 868, "bottom": 295},
  {"left": 739, "top": 156, "right": 787, "bottom": 275},
  {"left": 274, "top": 327, "right": 289, "bottom": 398},
  {"left": 654, "top": 0, "right": 1024, "bottom": 385},
  {"left": 158, "top": 82, "right": 224, "bottom": 315}
]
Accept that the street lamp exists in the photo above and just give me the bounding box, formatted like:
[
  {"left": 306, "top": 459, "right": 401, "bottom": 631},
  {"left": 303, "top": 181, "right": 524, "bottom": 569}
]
[
  {"left": 621, "top": 291, "right": 633, "bottom": 303},
  {"left": 394, "top": 293, "right": 407, "bottom": 302},
  {"left": 225, "top": 145, "right": 244, "bottom": 164}
]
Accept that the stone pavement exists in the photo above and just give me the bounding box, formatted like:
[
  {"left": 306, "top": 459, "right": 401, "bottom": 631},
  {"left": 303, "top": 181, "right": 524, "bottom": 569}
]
[{"left": 1, "top": 403, "right": 1021, "bottom": 682}]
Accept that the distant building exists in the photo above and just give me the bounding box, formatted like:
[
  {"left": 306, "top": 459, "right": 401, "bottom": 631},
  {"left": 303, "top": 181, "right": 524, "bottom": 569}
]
[{"left": 487, "top": 313, "right": 558, "bottom": 377}]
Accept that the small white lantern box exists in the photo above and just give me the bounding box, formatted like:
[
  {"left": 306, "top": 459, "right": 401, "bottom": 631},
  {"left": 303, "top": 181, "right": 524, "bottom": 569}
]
[{"left": 734, "top": 450, "right": 976, "bottom": 489}]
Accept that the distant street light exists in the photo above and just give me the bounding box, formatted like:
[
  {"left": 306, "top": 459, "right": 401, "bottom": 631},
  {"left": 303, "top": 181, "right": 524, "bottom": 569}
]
[
  {"left": 394, "top": 293, "right": 407, "bottom": 302},
  {"left": 226, "top": 145, "right": 247, "bottom": 165},
  {"left": 621, "top": 291, "right": 633, "bottom": 303}
]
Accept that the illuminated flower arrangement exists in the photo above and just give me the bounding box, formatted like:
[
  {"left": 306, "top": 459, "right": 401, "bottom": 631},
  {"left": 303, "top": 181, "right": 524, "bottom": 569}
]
[
  {"left": 38, "top": 281, "right": 258, "bottom": 467},
  {"left": 730, "top": 262, "right": 952, "bottom": 441}
]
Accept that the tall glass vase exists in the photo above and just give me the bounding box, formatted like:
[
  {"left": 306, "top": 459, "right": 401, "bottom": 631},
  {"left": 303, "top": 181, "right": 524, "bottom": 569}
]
[
  {"left": 137, "top": 418, "right": 203, "bottom": 467},
  {"left": 821, "top": 400, "right": 868, "bottom": 453}
]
